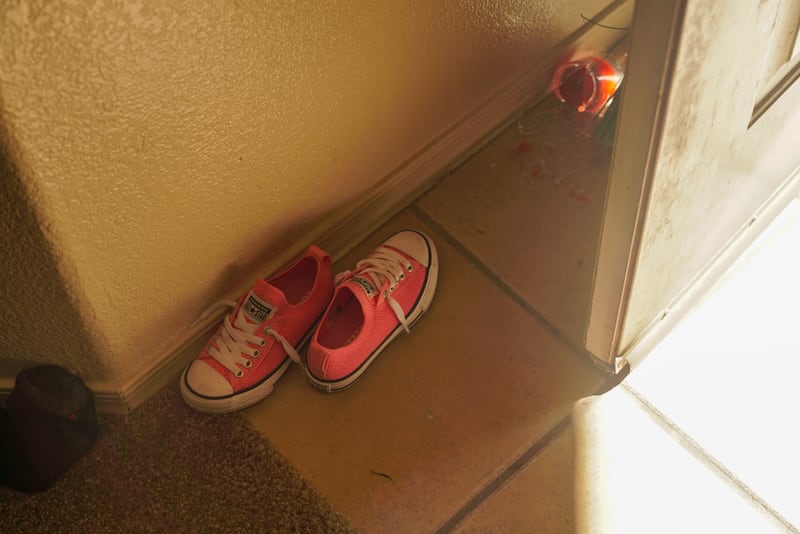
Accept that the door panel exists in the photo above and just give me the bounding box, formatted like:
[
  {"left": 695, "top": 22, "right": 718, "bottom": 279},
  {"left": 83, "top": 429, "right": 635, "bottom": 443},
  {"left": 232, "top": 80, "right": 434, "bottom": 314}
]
[{"left": 586, "top": 0, "right": 800, "bottom": 368}]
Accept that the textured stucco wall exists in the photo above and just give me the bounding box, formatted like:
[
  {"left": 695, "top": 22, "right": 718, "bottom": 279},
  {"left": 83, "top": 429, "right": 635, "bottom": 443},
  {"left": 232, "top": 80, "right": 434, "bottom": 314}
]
[
  {"left": 0, "top": 0, "right": 608, "bottom": 392},
  {"left": 0, "top": 125, "right": 110, "bottom": 382}
]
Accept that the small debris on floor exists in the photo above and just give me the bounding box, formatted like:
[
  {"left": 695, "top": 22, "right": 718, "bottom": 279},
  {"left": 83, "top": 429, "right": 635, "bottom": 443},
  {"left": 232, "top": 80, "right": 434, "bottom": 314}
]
[
  {"left": 514, "top": 140, "right": 532, "bottom": 156},
  {"left": 568, "top": 187, "right": 590, "bottom": 204},
  {"left": 369, "top": 470, "right": 394, "bottom": 482}
]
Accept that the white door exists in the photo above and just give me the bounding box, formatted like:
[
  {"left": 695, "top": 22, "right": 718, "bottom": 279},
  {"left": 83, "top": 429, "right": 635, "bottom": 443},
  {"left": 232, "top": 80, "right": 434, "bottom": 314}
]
[{"left": 586, "top": 0, "right": 800, "bottom": 370}]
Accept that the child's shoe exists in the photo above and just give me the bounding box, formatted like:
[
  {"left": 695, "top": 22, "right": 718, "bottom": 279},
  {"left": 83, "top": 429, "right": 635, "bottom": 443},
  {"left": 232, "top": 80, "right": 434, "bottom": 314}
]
[
  {"left": 180, "top": 246, "right": 333, "bottom": 413},
  {"left": 306, "top": 230, "right": 438, "bottom": 392}
]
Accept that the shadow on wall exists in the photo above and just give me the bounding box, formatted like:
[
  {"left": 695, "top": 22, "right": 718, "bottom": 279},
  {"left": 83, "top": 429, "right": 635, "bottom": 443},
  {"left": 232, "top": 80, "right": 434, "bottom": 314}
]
[{"left": 0, "top": 119, "right": 109, "bottom": 383}]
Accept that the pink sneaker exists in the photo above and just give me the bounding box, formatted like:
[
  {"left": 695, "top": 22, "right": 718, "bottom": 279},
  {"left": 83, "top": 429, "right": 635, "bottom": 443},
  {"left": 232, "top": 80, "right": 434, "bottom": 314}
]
[
  {"left": 306, "top": 230, "right": 439, "bottom": 392},
  {"left": 180, "top": 246, "right": 334, "bottom": 413}
]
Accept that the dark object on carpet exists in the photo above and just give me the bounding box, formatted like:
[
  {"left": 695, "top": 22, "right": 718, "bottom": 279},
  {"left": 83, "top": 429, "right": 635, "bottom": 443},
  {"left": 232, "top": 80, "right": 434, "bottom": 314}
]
[
  {"left": 0, "top": 383, "right": 352, "bottom": 534},
  {"left": 0, "top": 365, "right": 98, "bottom": 493}
]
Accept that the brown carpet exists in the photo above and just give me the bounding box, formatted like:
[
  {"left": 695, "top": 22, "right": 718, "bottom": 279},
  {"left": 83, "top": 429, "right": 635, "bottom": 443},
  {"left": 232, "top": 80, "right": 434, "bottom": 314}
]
[{"left": 0, "top": 384, "right": 352, "bottom": 533}]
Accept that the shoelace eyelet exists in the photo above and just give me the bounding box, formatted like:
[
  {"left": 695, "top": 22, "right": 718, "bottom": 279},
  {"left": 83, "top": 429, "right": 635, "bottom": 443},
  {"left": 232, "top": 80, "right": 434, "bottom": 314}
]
[
  {"left": 235, "top": 369, "right": 244, "bottom": 378},
  {"left": 252, "top": 349, "right": 260, "bottom": 358},
  {"left": 243, "top": 359, "right": 253, "bottom": 368}
]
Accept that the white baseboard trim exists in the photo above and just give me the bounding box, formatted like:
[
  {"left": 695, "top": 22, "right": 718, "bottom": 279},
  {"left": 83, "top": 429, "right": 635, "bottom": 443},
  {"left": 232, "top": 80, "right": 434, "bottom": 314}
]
[
  {"left": 108, "top": 321, "right": 220, "bottom": 414},
  {"left": 2, "top": 0, "right": 631, "bottom": 414}
]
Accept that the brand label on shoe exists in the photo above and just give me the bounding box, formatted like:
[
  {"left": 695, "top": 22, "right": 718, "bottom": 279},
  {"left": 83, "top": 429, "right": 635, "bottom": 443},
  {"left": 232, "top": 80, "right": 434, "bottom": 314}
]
[
  {"left": 243, "top": 293, "right": 275, "bottom": 323},
  {"left": 350, "top": 276, "right": 378, "bottom": 299}
]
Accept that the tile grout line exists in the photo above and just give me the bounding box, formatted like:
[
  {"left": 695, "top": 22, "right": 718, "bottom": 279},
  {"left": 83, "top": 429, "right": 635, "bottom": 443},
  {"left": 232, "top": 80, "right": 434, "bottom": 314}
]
[
  {"left": 412, "top": 203, "right": 624, "bottom": 532},
  {"left": 433, "top": 415, "right": 573, "bottom": 534},
  {"left": 410, "top": 204, "right": 597, "bottom": 373},
  {"left": 622, "top": 383, "right": 800, "bottom": 534},
  {"left": 434, "top": 376, "right": 620, "bottom": 534}
]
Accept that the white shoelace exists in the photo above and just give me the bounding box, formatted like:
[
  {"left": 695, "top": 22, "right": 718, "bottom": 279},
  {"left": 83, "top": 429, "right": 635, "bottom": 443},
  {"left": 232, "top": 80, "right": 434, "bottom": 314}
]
[
  {"left": 190, "top": 300, "right": 302, "bottom": 377},
  {"left": 339, "top": 246, "right": 414, "bottom": 333}
]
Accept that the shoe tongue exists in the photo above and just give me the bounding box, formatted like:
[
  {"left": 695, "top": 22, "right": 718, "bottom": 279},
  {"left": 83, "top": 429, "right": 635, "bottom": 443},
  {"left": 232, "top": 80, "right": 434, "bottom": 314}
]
[
  {"left": 346, "top": 273, "right": 380, "bottom": 300},
  {"left": 239, "top": 279, "right": 285, "bottom": 324}
]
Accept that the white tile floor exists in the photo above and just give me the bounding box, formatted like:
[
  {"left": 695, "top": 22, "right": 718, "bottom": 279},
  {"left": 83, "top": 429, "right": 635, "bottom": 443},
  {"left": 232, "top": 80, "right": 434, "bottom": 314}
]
[
  {"left": 574, "top": 386, "right": 788, "bottom": 534},
  {"left": 624, "top": 197, "right": 800, "bottom": 532}
]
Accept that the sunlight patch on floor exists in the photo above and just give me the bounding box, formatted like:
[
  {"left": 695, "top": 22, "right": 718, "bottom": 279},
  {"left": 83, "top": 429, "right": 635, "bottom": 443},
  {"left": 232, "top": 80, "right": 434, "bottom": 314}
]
[
  {"left": 573, "top": 386, "right": 786, "bottom": 534},
  {"left": 624, "top": 198, "right": 800, "bottom": 529}
]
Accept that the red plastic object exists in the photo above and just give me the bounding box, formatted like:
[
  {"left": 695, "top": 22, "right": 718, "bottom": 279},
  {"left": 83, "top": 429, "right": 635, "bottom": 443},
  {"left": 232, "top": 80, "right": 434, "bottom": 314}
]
[{"left": 551, "top": 56, "right": 620, "bottom": 114}]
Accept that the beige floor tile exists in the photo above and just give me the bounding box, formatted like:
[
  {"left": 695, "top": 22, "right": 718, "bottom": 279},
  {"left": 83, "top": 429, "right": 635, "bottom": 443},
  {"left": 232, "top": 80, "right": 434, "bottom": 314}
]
[
  {"left": 416, "top": 98, "right": 611, "bottom": 345},
  {"left": 454, "top": 426, "right": 576, "bottom": 534},
  {"left": 244, "top": 209, "right": 605, "bottom": 533}
]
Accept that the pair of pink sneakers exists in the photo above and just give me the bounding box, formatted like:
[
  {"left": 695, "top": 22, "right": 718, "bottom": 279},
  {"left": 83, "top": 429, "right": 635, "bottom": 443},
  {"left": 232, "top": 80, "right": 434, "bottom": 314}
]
[{"left": 180, "top": 230, "right": 439, "bottom": 413}]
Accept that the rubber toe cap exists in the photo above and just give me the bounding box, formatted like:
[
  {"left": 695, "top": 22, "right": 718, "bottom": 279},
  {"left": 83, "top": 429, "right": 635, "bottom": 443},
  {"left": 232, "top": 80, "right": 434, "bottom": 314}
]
[
  {"left": 384, "top": 230, "right": 431, "bottom": 267},
  {"left": 184, "top": 360, "right": 233, "bottom": 398}
]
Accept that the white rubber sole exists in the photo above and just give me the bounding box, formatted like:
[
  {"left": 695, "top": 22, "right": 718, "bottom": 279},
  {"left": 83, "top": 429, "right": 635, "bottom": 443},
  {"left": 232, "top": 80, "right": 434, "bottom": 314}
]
[
  {"left": 180, "top": 326, "right": 315, "bottom": 414},
  {"left": 179, "top": 357, "right": 292, "bottom": 414},
  {"left": 306, "top": 232, "right": 439, "bottom": 393}
]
